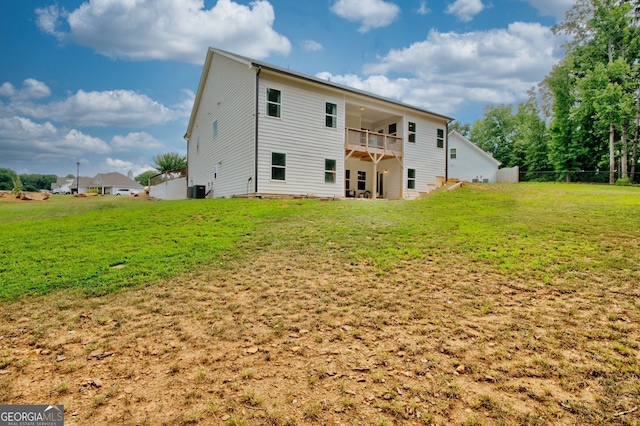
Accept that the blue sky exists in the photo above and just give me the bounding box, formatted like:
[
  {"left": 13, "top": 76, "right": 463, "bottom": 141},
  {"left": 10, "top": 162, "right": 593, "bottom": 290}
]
[{"left": 0, "top": 0, "right": 574, "bottom": 178}]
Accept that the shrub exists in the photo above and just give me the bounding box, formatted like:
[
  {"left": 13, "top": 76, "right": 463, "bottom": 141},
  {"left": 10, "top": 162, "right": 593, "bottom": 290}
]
[{"left": 615, "top": 178, "right": 631, "bottom": 186}]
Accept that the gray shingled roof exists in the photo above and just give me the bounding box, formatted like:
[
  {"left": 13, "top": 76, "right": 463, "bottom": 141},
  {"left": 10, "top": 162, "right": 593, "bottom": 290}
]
[{"left": 92, "top": 172, "right": 144, "bottom": 189}]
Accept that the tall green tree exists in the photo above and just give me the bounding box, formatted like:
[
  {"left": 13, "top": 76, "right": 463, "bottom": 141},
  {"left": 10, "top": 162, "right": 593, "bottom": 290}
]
[
  {"left": 545, "top": 57, "right": 605, "bottom": 182},
  {"left": 449, "top": 121, "right": 471, "bottom": 137},
  {"left": 19, "top": 174, "right": 57, "bottom": 191},
  {"left": 135, "top": 170, "right": 157, "bottom": 186},
  {"left": 514, "top": 91, "right": 553, "bottom": 180},
  {"left": 552, "top": 0, "right": 640, "bottom": 183},
  {"left": 0, "top": 168, "right": 18, "bottom": 191},
  {"left": 153, "top": 152, "right": 187, "bottom": 173},
  {"left": 469, "top": 105, "right": 519, "bottom": 167}
]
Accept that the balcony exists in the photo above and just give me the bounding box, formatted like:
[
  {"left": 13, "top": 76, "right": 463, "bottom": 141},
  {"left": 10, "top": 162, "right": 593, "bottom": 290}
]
[{"left": 345, "top": 128, "right": 403, "bottom": 161}]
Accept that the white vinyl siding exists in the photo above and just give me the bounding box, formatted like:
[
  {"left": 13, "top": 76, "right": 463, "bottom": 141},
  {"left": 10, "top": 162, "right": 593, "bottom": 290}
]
[
  {"left": 257, "top": 72, "right": 344, "bottom": 198},
  {"left": 188, "top": 52, "right": 255, "bottom": 197},
  {"left": 403, "top": 115, "right": 448, "bottom": 198},
  {"left": 448, "top": 131, "right": 500, "bottom": 182}
]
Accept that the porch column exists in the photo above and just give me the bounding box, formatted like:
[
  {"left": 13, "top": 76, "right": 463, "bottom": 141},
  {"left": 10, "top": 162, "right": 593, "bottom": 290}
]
[{"left": 372, "top": 161, "right": 377, "bottom": 200}]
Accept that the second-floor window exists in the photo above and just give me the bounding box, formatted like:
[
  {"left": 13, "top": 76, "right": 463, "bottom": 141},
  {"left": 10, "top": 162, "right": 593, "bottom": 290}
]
[
  {"left": 267, "top": 88, "right": 281, "bottom": 118},
  {"left": 437, "top": 129, "right": 444, "bottom": 148},
  {"left": 326, "top": 102, "right": 337, "bottom": 128},
  {"left": 408, "top": 122, "right": 416, "bottom": 143},
  {"left": 450, "top": 148, "right": 457, "bottom": 159}
]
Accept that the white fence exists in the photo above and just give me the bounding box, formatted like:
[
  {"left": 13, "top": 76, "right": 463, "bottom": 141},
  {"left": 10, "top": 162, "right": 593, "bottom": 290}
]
[
  {"left": 149, "top": 177, "right": 187, "bottom": 200},
  {"left": 497, "top": 166, "right": 519, "bottom": 183}
]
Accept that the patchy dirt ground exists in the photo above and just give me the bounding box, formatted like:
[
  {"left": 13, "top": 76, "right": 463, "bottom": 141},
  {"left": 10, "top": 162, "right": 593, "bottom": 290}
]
[{"left": 1, "top": 246, "right": 639, "bottom": 425}]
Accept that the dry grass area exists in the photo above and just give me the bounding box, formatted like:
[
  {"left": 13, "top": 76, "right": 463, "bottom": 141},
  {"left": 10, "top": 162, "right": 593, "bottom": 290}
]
[
  {"left": 1, "top": 184, "right": 640, "bottom": 425},
  {"left": 1, "top": 242, "right": 639, "bottom": 425}
]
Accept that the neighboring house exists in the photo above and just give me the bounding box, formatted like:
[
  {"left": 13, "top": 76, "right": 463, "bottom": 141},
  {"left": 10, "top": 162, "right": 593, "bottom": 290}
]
[
  {"left": 74, "top": 176, "right": 94, "bottom": 194},
  {"left": 50, "top": 177, "right": 74, "bottom": 193},
  {"left": 447, "top": 130, "right": 501, "bottom": 183},
  {"left": 184, "top": 48, "right": 454, "bottom": 200},
  {"left": 90, "top": 172, "right": 144, "bottom": 195}
]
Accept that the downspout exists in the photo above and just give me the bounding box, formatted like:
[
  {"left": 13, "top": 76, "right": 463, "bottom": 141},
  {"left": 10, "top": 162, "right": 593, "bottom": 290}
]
[
  {"left": 445, "top": 121, "right": 450, "bottom": 182},
  {"left": 254, "top": 66, "right": 262, "bottom": 194}
]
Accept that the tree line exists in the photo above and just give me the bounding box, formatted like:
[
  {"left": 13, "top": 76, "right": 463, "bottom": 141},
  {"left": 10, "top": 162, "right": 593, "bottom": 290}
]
[
  {"left": 453, "top": 0, "right": 639, "bottom": 184},
  {"left": 0, "top": 168, "right": 58, "bottom": 192}
]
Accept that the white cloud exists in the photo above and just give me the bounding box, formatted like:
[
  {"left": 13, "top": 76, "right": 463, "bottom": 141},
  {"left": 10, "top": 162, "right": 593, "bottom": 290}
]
[
  {"left": 7, "top": 88, "right": 175, "bottom": 127},
  {"left": 35, "top": 0, "right": 291, "bottom": 63},
  {"left": 172, "top": 89, "right": 196, "bottom": 119},
  {"left": 0, "top": 79, "right": 51, "bottom": 101},
  {"left": 317, "top": 71, "right": 462, "bottom": 115},
  {"left": 417, "top": 0, "right": 430, "bottom": 15},
  {"left": 330, "top": 0, "right": 401, "bottom": 32},
  {"left": 522, "top": 0, "right": 574, "bottom": 21},
  {"left": 0, "top": 116, "right": 110, "bottom": 165},
  {"left": 317, "top": 22, "right": 561, "bottom": 116},
  {"left": 302, "top": 40, "right": 324, "bottom": 52},
  {"left": 0, "top": 83, "right": 16, "bottom": 98},
  {"left": 35, "top": 4, "right": 65, "bottom": 36},
  {"left": 103, "top": 157, "right": 155, "bottom": 178},
  {"left": 111, "top": 132, "right": 164, "bottom": 152},
  {"left": 445, "top": 0, "right": 485, "bottom": 22}
]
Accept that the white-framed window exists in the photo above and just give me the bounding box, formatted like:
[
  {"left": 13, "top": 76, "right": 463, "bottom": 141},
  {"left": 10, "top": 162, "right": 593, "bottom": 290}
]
[
  {"left": 325, "top": 102, "right": 337, "bottom": 128},
  {"left": 271, "top": 152, "right": 286, "bottom": 180},
  {"left": 388, "top": 123, "right": 397, "bottom": 135},
  {"left": 408, "top": 169, "right": 416, "bottom": 189},
  {"left": 450, "top": 148, "right": 457, "bottom": 159},
  {"left": 266, "top": 88, "right": 281, "bottom": 118},
  {"left": 437, "top": 129, "right": 444, "bottom": 148},
  {"left": 212, "top": 120, "right": 218, "bottom": 138},
  {"left": 408, "top": 122, "right": 416, "bottom": 143},
  {"left": 357, "top": 171, "right": 366, "bottom": 190},
  {"left": 324, "top": 159, "right": 336, "bottom": 183}
]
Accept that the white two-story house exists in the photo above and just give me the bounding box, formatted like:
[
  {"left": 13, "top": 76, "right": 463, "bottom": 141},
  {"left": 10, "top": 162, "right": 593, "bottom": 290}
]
[{"left": 184, "top": 48, "right": 453, "bottom": 200}]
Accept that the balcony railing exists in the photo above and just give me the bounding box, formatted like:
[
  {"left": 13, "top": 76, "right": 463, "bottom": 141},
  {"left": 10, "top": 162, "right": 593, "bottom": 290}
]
[{"left": 345, "top": 128, "right": 403, "bottom": 155}]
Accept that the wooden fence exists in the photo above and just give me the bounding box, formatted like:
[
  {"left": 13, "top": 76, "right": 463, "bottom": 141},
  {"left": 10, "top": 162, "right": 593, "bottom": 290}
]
[{"left": 497, "top": 166, "right": 519, "bottom": 183}]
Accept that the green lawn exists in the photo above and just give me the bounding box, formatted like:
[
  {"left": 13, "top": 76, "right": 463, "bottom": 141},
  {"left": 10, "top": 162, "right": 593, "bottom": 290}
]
[{"left": 1, "top": 184, "right": 639, "bottom": 301}]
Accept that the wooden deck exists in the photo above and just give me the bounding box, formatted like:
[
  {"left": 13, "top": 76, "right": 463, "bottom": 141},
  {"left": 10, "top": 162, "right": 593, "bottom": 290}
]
[{"left": 344, "top": 128, "right": 403, "bottom": 161}]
